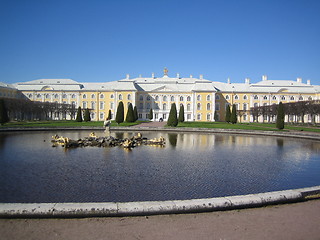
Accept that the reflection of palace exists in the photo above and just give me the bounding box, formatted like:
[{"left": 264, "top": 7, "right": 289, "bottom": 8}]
[{"left": 1, "top": 69, "right": 319, "bottom": 122}]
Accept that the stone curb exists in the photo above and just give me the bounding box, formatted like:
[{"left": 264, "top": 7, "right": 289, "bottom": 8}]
[{"left": 1, "top": 186, "right": 319, "bottom": 218}]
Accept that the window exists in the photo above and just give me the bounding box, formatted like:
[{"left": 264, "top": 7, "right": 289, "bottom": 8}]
[
  {"left": 139, "top": 103, "right": 143, "bottom": 109},
  {"left": 128, "top": 94, "right": 131, "bottom": 100},
  {"left": 171, "top": 96, "right": 174, "bottom": 101},
  {"left": 263, "top": 96, "right": 268, "bottom": 100},
  {"left": 155, "top": 113, "right": 158, "bottom": 119},
  {"left": 54, "top": 94, "right": 59, "bottom": 98},
  {"left": 45, "top": 94, "right": 50, "bottom": 99},
  {"left": 243, "top": 115, "right": 247, "bottom": 121},
  {"left": 100, "top": 94, "right": 104, "bottom": 99},
  {"left": 207, "top": 114, "right": 211, "bottom": 121},
  {"left": 119, "top": 94, "right": 122, "bottom": 100},
  {"left": 163, "top": 114, "right": 167, "bottom": 120},
  {"left": 272, "top": 96, "right": 277, "bottom": 100},
  {"left": 82, "top": 94, "right": 87, "bottom": 99},
  {"left": 91, "top": 113, "right": 95, "bottom": 120},
  {"left": 146, "top": 95, "right": 151, "bottom": 101},
  {"left": 187, "top": 114, "right": 191, "bottom": 120},
  {"left": 197, "top": 103, "right": 201, "bottom": 110},
  {"left": 100, "top": 102, "right": 104, "bottom": 110},
  {"left": 197, "top": 95, "right": 201, "bottom": 101},
  {"left": 100, "top": 113, "right": 104, "bottom": 120},
  {"left": 155, "top": 95, "right": 159, "bottom": 101},
  {"left": 91, "top": 102, "right": 95, "bottom": 109},
  {"left": 146, "top": 103, "right": 151, "bottom": 109},
  {"left": 180, "top": 96, "right": 184, "bottom": 101},
  {"left": 111, "top": 94, "right": 114, "bottom": 99},
  {"left": 138, "top": 113, "right": 142, "bottom": 118},
  {"left": 110, "top": 102, "right": 114, "bottom": 109},
  {"left": 299, "top": 96, "right": 303, "bottom": 101},
  {"left": 254, "top": 103, "right": 258, "bottom": 108},
  {"left": 215, "top": 103, "right": 220, "bottom": 111},
  {"left": 139, "top": 95, "right": 143, "bottom": 101},
  {"left": 290, "top": 96, "right": 295, "bottom": 101},
  {"left": 243, "top": 95, "right": 247, "bottom": 100},
  {"left": 187, "top": 96, "right": 191, "bottom": 101},
  {"left": 308, "top": 96, "right": 313, "bottom": 101},
  {"left": 225, "top": 95, "right": 229, "bottom": 100},
  {"left": 37, "top": 94, "right": 41, "bottom": 98},
  {"left": 207, "top": 103, "right": 211, "bottom": 110},
  {"left": 197, "top": 114, "right": 201, "bottom": 120},
  {"left": 91, "top": 94, "right": 95, "bottom": 99},
  {"left": 71, "top": 101, "right": 76, "bottom": 106},
  {"left": 83, "top": 102, "right": 87, "bottom": 109},
  {"left": 225, "top": 103, "right": 229, "bottom": 110},
  {"left": 243, "top": 103, "right": 247, "bottom": 111},
  {"left": 215, "top": 95, "right": 220, "bottom": 100},
  {"left": 281, "top": 96, "right": 286, "bottom": 101},
  {"left": 254, "top": 95, "right": 258, "bottom": 100},
  {"left": 163, "top": 103, "right": 167, "bottom": 110},
  {"left": 187, "top": 104, "right": 191, "bottom": 111},
  {"left": 234, "top": 95, "right": 238, "bottom": 100},
  {"left": 163, "top": 96, "right": 167, "bottom": 101},
  {"left": 207, "top": 95, "right": 211, "bottom": 101}
]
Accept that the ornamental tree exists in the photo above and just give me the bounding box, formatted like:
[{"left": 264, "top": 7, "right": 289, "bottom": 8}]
[
  {"left": 178, "top": 104, "right": 185, "bottom": 123},
  {"left": 167, "top": 103, "right": 178, "bottom": 127},
  {"left": 75, "top": 106, "right": 83, "bottom": 122},
  {"left": 83, "top": 108, "right": 91, "bottom": 122},
  {"left": 115, "top": 101, "right": 124, "bottom": 124},
  {"left": 0, "top": 99, "right": 9, "bottom": 125},
  {"left": 133, "top": 106, "right": 138, "bottom": 121},
  {"left": 276, "top": 102, "right": 285, "bottom": 130},
  {"left": 225, "top": 104, "right": 231, "bottom": 123},
  {"left": 107, "top": 109, "right": 112, "bottom": 120},
  {"left": 230, "top": 104, "right": 237, "bottom": 124},
  {"left": 125, "top": 103, "right": 135, "bottom": 122},
  {"left": 148, "top": 108, "right": 153, "bottom": 120}
]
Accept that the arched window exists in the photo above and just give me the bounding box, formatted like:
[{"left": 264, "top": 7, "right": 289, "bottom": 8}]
[
  {"left": 215, "top": 95, "right": 220, "bottom": 100},
  {"left": 82, "top": 94, "right": 87, "bottom": 99},
  {"left": 225, "top": 95, "right": 229, "bottom": 100},
  {"left": 83, "top": 102, "right": 87, "bottom": 109},
  {"left": 254, "top": 95, "right": 258, "bottom": 100},
  {"left": 91, "top": 94, "right": 95, "bottom": 99},
  {"left": 254, "top": 103, "right": 258, "bottom": 107},
  {"left": 290, "top": 96, "right": 295, "bottom": 101},
  {"left": 197, "top": 103, "right": 201, "bottom": 110},
  {"left": 197, "top": 114, "right": 201, "bottom": 120},
  {"left": 180, "top": 96, "right": 184, "bottom": 101},
  {"left": 100, "top": 94, "right": 104, "bottom": 99},
  {"left": 45, "top": 94, "right": 50, "bottom": 99},
  {"left": 163, "top": 96, "right": 167, "bottom": 101},
  {"left": 207, "top": 95, "right": 211, "bottom": 101},
  {"left": 215, "top": 103, "right": 220, "bottom": 111},
  {"left": 281, "top": 96, "right": 286, "bottom": 101},
  {"left": 146, "top": 95, "right": 151, "bottom": 101},
  {"left": 263, "top": 95, "right": 268, "bottom": 100},
  {"left": 139, "top": 95, "right": 143, "bottom": 101},
  {"left": 119, "top": 94, "right": 122, "bottom": 100},
  {"left": 54, "top": 94, "right": 59, "bottom": 98},
  {"left": 128, "top": 94, "right": 131, "bottom": 100},
  {"left": 272, "top": 96, "right": 277, "bottom": 100},
  {"left": 207, "top": 113, "right": 211, "bottom": 121},
  {"left": 100, "top": 102, "right": 104, "bottom": 110},
  {"left": 308, "top": 96, "right": 313, "bottom": 101},
  {"left": 299, "top": 96, "right": 303, "bottom": 101},
  {"left": 234, "top": 95, "right": 238, "bottom": 100},
  {"left": 187, "top": 96, "right": 191, "bottom": 101},
  {"left": 207, "top": 103, "right": 211, "bottom": 110},
  {"left": 110, "top": 102, "right": 114, "bottom": 109},
  {"left": 155, "top": 95, "right": 159, "bottom": 101},
  {"left": 197, "top": 95, "right": 201, "bottom": 101},
  {"left": 91, "top": 102, "right": 95, "bottom": 109},
  {"left": 243, "top": 95, "right": 247, "bottom": 100},
  {"left": 187, "top": 104, "right": 191, "bottom": 111},
  {"left": 62, "top": 94, "right": 67, "bottom": 98},
  {"left": 243, "top": 103, "right": 247, "bottom": 111},
  {"left": 170, "top": 96, "right": 174, "bottom": 101},
  {"left": 110, "top": 94, "right": 114, "bottom": 99},
  {"left": 100, "top": 113, "right": 104, "bottom": 120},
  {"left": 146, "top": 103, "right": 151, "bottom": 109},
  {"left": 163, "top": 103, "right": 167, "bottom": 110}
]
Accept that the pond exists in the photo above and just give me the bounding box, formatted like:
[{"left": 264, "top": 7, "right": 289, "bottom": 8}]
[{"left": 0, "top": 130, "right": 319, "bottom": 203}]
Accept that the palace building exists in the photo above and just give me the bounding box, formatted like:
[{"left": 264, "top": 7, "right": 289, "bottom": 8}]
[{"left": 1, "top": 68, "right": 320, "bottom": 123}]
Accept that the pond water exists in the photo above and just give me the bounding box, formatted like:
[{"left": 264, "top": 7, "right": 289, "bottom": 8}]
[{"left": 0, "top": 130, "right": 319, "bottom": 203}]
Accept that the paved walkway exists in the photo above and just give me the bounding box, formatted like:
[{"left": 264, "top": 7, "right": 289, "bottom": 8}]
[{"left": 1, "top": 199, "right": 319, "bottom": 240}]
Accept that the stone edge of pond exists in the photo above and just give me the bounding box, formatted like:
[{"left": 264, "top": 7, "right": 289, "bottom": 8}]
[{"left": 1, "top": 186, "right": 319, "bottom": 218}]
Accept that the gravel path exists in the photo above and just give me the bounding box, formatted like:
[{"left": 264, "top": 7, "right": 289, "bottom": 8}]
[{"left": 1, "top": 199, "right": 319, "bottom": 240}]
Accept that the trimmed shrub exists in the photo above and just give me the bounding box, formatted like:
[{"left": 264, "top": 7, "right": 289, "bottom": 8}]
[
  {"left": 178, "top": 104, "right": 185, "bottom": 122},
  {"left": 0, "top": 99, "right": 9, "bottom": 125},
  {"left": 83, "top": 108, "right": 91, "bottom": 122},
  {"left": 230, "top": 104, "right": 237, "bottom": 124},
  {"left": 126, "top": 103, "right": 135, "bottom": 122},
  {"left": 225, "top": 104, "right": 231, "bottom": 123},
  {"left": 133, "top": 106, "right": 138, "bottom": 121},
  {"left": 75, "top": 106, "right": 83, "bottom": 122},
  {"left": 115, "top": 101, "right": 124, "bottom": 124},
  {"left": 167, "top": 103, "right": 178, "bottom": 127},
  {"left": 148, "top": 108, "right": 153, "bottom": 120},
  {"left": 107, "top": 109, "right": 112, "bottom": 120},
  {"left": 276, "top": 102, "right": 285, "bottom": 130}
]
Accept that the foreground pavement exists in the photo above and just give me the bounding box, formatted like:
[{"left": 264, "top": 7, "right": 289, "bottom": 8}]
[{"left": 1, "top": 199, "right": 319, "bottom": 240}]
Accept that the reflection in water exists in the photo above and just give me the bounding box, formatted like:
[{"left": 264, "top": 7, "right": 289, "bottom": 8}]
[{"left": 0, "top": 130, "right": 319, "bottom": 203}]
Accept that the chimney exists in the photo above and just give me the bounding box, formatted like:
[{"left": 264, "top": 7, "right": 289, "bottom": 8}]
[
  {"left": 245, "top": 78, "right": 250, "bottom": 84},
  {"left": 262, "top": 75, "right": 267, "bottom": 81},
  {"left": 297, "top": 77, "right": 302, "bottom": 83},
  {"left": 307, "top": 79, "right": 311, "bottom": 85},
  {"left": 199, "top": 74, "right": 203, "bottom": 80},
  {"left": 126, "top": 74, "right": 130, "bottom": 79},
  {"left": 227, "top": 78, "right": 231, "bottom": 84}
]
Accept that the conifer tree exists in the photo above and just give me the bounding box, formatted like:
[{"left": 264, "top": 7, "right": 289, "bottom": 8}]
[
  {"left": 115, "top": 101, "right": 124, "bottom": 124},
  {"left": 107, "top": 109, "right": 112, "bottom": 120},
  {"left": 83, "top": 108, "right": 91, "bottom": 122},
  {"left": 125, "top": 103, "right": 135, "bottom": 122},
  {"left": 225, "top": 104, "right": 231, "bottom": 123},
  {"left": 133, "top": 106, "right": 138, "bottom": 121},
  {"left": 148, "top": 108, "right": 153, "bottom": 120},
  {"left": 214, "top": 110, "right": 219, "bottom": 122},
  {"left": 230, "top": 104, "right": 237, "bottom": 124},
  {"left": 75, "top": 106, "right": 83, "bottom": 122},
  {"left": 0, "top": 99, "right": 9, "bottom": 125},
  {"left": 276, "top": 102, "right": 285, "bottom": 130},
  {"left": 167, "top": 103, "right": 178, "bottom": 127},
  {"left": 178, "top": 104, "right": 185, "bottom": 122}
]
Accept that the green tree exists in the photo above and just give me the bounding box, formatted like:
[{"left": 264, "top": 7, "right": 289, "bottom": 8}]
[
  {"left": 133, "top": 106, "right": 138, "bottom": 121},
  {"left": 225, "top": 104, "right": 231, "bottom": 123},
  {"left": 107, "top": 109, "right": 112, "bottom": 120},
  {"left": 230, "top": 104, "right": 237, "bottom": 124},
  {"left": 75, "top": 106, "right": 83, "bottom": 122},
  {"left": 276, "top": 102, "right": 285, "bottom": 130},
  {"left": 0, "top": 99, "right": 9, "bottom": 125},
  {"left": 178, "top": 104, "right": 185, "bottom": 123},
  {"left": 83, "top": 108, "right": 91, "bottom": 122},
  {"left": 167, "top": 103, "right": 178, "bottom": 127},
  {"left": 115, "top": 101, "right": 124, "bottom": 124},
  {"left": 125, "top": 103, "right": 135, "bottom": 122},
  {"left": 148, "top": 108, "right": 153, "bottom": 120},
  {"left": 214, "top": 110, "right": 219, "bottom": 121}
]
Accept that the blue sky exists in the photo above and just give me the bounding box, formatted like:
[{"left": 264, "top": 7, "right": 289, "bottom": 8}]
[{"left": 1, "top": 0, "right": 320, "bottom": 85}]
